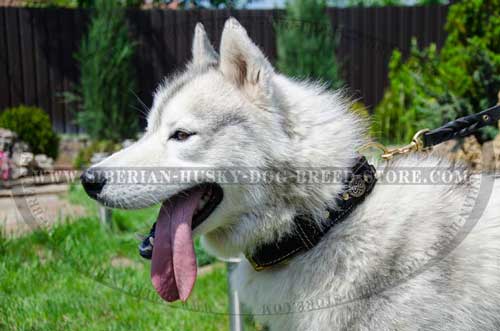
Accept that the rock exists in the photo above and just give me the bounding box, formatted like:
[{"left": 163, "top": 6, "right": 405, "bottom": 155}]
[
  {"left": 12, "top": 152, "right": 34, "bottom": 167},
  {"left": 90, "top": 152, "right": 109, "bottom": 165},
  {"left": 0, "top": 128, "right": 59, "bottom": 179},
  {"left": 11, "top": 166, "right": 28, "bottom": 180},
  {"left": 0, "top": 151, "right": 10, "bottom": 180},
  {"left": 56, "top": 135, "right": 88, "bottom": 169},
  {"left": 34, "top": 154, "right": 54, "bottom": 172},
  {"left": 0, "top": 128, "right": 16, "bottom": 152},
  {"left": 12, "top": 141, "right": 30, "bottom": 154}
]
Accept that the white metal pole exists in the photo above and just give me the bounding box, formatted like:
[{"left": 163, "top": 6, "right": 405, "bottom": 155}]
[{"left": 227, "top": 261, "right": 244, "bottom": 331}]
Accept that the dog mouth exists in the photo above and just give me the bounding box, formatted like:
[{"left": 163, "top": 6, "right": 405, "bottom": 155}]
[
  {"left": 191, "top": 183, "right": 224, "bottom": 230},
  {"left": 148, "top": 183, "right": 223, "bottom": 303}
]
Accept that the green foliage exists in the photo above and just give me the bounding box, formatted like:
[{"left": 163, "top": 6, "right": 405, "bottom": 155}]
[
  {"left": 0, "top": 105, "right": 60, "bottom": 159},
  {"left": 348, "top": 0, "right": 402, "bottom": 6},
  {"left": 373, "top": 0, "right": 500, "bottom": 144},
  {"left": 195, "top": 238, "right": 217, "bottom": 266},
  {"left": 276, "top": 0, "right": 343, "bottom": 89},
  {"left": 25, "top": 0, "right": 79, "bottom": 7},
  {"left": 75, "top": 0, "right": 138, "bottom": 142},
  {"left": 417, "top": 0, "right": 448, "bottom": 4},
  {"left": 372, "top": 41, "right": 461, "bottom": 143},
  {"left": 73, "top": 140, "right": 122, "bottom": 169}
]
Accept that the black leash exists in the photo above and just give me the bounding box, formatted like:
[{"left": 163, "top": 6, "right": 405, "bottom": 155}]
[
  {"left": 365, "top": 103, "right": 500, "bottom": 161},
  {"left": 422, "top": 104, "right": 500, "bottom": 148}
]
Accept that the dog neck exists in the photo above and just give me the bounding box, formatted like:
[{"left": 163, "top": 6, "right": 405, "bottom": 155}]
[{"left": 202, "top": 75, "right": 368, "bottom": 260}]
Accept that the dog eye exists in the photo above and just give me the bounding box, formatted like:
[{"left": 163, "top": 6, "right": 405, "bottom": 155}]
[{"left": 169, "top": 130, "right": 195, "bottom": 141}]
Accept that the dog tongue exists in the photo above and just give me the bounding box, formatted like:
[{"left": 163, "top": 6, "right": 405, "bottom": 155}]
[{"left": 151, "top": 189, "right": 204, "bottom": 302}]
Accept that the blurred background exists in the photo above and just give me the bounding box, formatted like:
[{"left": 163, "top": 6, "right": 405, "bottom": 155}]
[{"left": 0, "top": 0, "right": 498, "bottom": 330}]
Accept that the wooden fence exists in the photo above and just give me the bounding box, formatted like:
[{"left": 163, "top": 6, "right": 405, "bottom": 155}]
[{"left": 0, "top": 5, "right": 449, "bottom": 133}]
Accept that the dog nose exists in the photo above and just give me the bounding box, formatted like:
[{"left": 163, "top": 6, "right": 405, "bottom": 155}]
[{"left": 81, "top": 169, "right": 106, "bottom": 199}]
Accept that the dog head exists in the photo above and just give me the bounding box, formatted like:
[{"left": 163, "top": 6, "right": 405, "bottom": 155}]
[{"left": 82, "top": 18, "right": 292, "bottom": 229}]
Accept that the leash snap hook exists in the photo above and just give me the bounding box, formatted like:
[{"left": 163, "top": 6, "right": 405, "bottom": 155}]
[
  {"left": 381, "top": 129, "right": 430, "bottom": 160},
  {"left": 359, "top": 129, "right": 430, "bottom": 161}
]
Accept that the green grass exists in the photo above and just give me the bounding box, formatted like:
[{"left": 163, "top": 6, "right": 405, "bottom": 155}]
[
  {"left": 0, "top": 186, "right": 233, "bottom": 330},
  {"left": 66, "top": 184, "right": 217, "bottom": 267}
]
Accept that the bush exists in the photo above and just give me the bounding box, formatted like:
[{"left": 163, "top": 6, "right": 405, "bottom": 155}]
[
  {"left": 73, "top": 139, "right": 122, "bottom": 169},
  {"left": 0, "top": 105, "right": 60, "bottom": 159},
  {"left": 75, "top": 0, "right": 138, "bottom": 142},
  {"left": 373, "top": 0, "right": 500, "bottom": 145},
  {"left": 276, "top": 0, "right": 343, "bottom": 89}
]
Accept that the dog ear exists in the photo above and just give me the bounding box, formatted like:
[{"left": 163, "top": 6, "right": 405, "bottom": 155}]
[
  {"left": 191, "top": 23, "right": 218, "bottom": 69},
  {"left": 219, "top": 18, "right": 274, "bottom": 102}
]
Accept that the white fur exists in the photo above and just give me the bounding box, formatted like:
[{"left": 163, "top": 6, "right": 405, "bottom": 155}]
[{"left": 89, "top": 18, "right": 500, "bottom": 330}]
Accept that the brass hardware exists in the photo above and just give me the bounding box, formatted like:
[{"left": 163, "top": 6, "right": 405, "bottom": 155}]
[
  {"left": 246, "top": 254, "right": 291, "bottom": 271},
  {"left": 483, "top": 114, "right": 490, "bottom": 122},
  {"left": 348, "top": 177, "right": 366, "bottom": 198},
  {"left": 359, "top": 129, "right": 430, "bottom": 161},
  {"left": 246, "top": 255, "right": 266, "bottom": 271},
  {"left": 358, "top": 141, "right": 390, "bottom": 156}
]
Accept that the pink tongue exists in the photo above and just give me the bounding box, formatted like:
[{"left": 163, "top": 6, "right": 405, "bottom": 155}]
[{"left": 151, "top": 189, "right": 204, "bottom": 302}]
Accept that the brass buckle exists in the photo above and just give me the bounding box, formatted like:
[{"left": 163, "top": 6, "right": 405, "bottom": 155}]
[
  {"left": 246, "top": 255, "right": 267, "bottom": 271},
  {"left": 246, "top": 254, "right": 292, "bottom": 272},
  {"left": 359, "top": 129, "right": 430, "bottom": 161}
]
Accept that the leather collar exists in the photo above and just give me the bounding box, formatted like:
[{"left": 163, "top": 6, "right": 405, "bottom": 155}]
[{"left": 246, "top": 155, "right": 377, "bottom": 271}]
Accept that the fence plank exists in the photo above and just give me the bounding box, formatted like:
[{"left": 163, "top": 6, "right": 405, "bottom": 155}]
[
  {"left": 47, "top": 9, "right": 66, "bottom": 132},
  {"left": 175, "top": 10, "right": 189, "bottom": 69},
  {"left": 151, "top": 8, "right": 165, "bottom": 86},
  {"left": 162, "top": 9, "right": 177, "bottom": 76},
  {"left": 5, "top": 8, "right": 24, "bottom": 106},
  {"left": 139, "top": 9, "right": 154, "bottom": 107},
  {"left": 350, "top": 7, "right": 362, "bottom": 103},
  {"left": 18, "top": 9, "right": 37, "bottom": 106},
  {"left": 398, "top": 7, "right": 411, "bottom": 56},
  {"left": 362, "top": 7, "right": 376, "bottom": 107},
  {"left": 342, "top": 8, "right": 352, "bottom": 82},
  {"left": 69, "top": 9, "right": 88, "bottom": 134},
  {"left": 59, "top": 9, "right": 75, "bottom": 133},
  {"left": 436, "top": 5, "right": 448, "bottom": 49},
  {"left": 31, "top": 9, "right": 51, "bottom": 118},
  {"left": 262, "top": 10, "right": 276, "bottom": 62},
  {"left": 0, "top": 7, "right": 11, "bottom": 110}
]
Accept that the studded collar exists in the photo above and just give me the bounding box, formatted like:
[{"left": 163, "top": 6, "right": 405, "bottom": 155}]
[{"left": 246, "top": 155, "right": 377, "bottom": 271}]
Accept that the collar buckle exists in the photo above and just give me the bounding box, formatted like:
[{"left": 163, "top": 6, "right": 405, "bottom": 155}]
[{"left": 246, "top": 255, "right": 267, "bottom": 271}]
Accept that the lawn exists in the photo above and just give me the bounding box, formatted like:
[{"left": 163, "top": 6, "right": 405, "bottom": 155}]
[{"left": 0, "top": 185, "right": 242, "bottom": 331}]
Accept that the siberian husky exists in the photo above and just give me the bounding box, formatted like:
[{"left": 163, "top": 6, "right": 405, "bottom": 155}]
[{"left": 82, "top": 18, "right": 500, "bottom": 330}]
